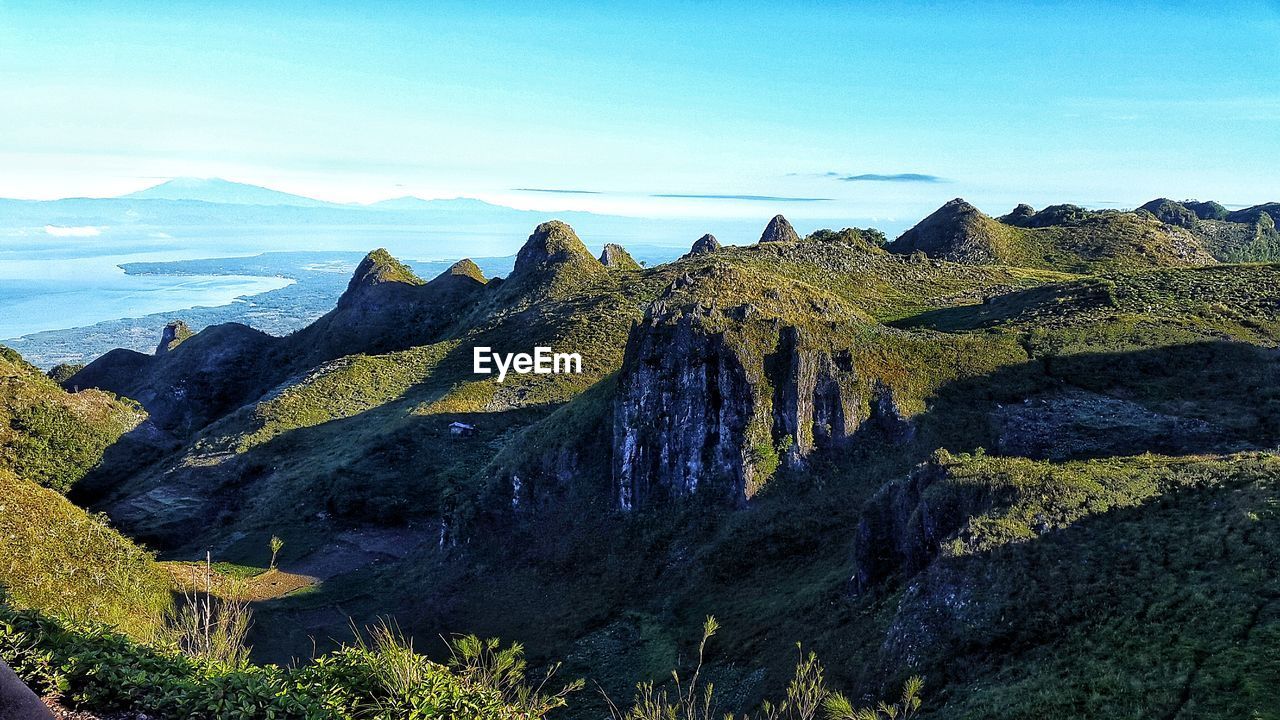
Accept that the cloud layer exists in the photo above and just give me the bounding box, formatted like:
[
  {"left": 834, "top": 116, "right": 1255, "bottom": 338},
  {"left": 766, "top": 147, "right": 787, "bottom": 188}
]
[
  {"left": 651, "top": 193, "right": 832, "bottom": 202},
  {"left": 838, "top": 173, "right": 944, "bottom": 183}
]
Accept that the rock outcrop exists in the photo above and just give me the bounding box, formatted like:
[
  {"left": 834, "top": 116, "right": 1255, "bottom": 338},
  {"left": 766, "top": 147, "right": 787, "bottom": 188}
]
[
  {"left": 887, "top": 198, "right": 1008, "bottom": 264},
  {"left": 512, "top": 221, "right": 600, "bottom": 276},
  {"left": 1138, "top": 198, "right": 1199, "bottom": 228},
  {"left": 599, "top": 243, "right": 641, "bottom": 270},
  {"left": 501, "top": 221, "right": 605, "bottom": 301},
  {"left": 759, "top": 215, "right": 799, "bottom": 244},
  {"left": 612, "top": 301, "right": 761, "bottom": 510},
  {"left": 289, "top": 249, "right": 486, "bottom": 368},
  {"left": 852, "top": 455, "right": 971, "bottom": 594},
  {"left": 155, "top": 320, "right": 193, "bottom": 354},
  {"left": 71, "top": 322, "right": 277, "bottom": 435},
  {"left": 70, "top": 248, "right": 488, "bottom": 436},
  {"left": 683, "top": 233, "right": 722, "bottom": 258},
  {"left": 0, "top": 660, "right": 54, "bottom": 720},
  {"left": 611, "top": 265, "right": 912, "bottom": 511},
  {"left": 999, "top": 203, "right": 1036, "bottom": 225}
]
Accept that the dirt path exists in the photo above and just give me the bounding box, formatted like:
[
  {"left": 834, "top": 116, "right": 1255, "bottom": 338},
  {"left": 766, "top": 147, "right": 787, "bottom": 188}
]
[{"left": 163, "top": 562, "right": 316, "bottom": 601}]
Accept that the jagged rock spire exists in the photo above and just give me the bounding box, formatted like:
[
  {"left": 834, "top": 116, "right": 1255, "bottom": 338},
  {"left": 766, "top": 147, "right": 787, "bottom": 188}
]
[
  {"left": 599, "top": 243, "right": 641, "bottom": 270},
  {"left": 684, "top": 234, "right": 721, "bottom": 258},
  {"left": 511, "top": 221, "right": 600, "bottom": 277},
  {"left": 759, "top": 215, "right": 799, "bottom": 244},
  {"left": 433, "top": 258, "right": 487, "bottom": 285},
  {"left": 155, "top": 320, "right": 193, "bottom": 355}
]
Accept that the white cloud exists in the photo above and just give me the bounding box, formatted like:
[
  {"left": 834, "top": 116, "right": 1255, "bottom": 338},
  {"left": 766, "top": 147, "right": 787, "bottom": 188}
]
[{"left": 44, "top": 225, "right": 102, "bottom": 237}]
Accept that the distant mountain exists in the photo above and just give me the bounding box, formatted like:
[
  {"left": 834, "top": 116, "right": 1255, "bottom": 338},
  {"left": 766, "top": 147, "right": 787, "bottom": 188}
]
[
  {"left": 364, "top": 196, "right": 512, "bottom": 212},
  {"left": 122, "top": 177, "right": 335, "bottom": 207}
]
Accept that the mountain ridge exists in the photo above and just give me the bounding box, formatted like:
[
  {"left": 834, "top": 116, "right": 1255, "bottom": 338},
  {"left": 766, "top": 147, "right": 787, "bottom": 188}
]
[{"left": 7, "top": 195, "right": 1280, "bottom": 719}]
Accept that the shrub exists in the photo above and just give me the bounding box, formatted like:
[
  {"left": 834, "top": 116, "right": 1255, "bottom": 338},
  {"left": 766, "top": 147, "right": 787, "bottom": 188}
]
[
  {"left": 0, "top": 604, "right": 581, "bottom": 720},
  {"left": 605, "top": 617, "right": 923, "bottom": 720}
]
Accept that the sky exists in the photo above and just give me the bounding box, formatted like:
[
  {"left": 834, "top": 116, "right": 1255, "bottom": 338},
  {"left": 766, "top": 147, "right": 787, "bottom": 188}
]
[{"left": 1, "top": 1, "right": 1277, "bottom": 221}]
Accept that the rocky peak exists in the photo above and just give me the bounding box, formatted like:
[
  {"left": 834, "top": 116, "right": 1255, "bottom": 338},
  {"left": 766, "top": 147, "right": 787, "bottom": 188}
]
[
  {"left": 599, "top": 243, "right": 641, "bottom": 270},
  {"left": 759, "top": 215, "right": 800, "bottom": 244},
  {"left": 339, "top": 249, "right": 424, "bottom": 309},
  {"left": 155, "top": 320, "right": 193, "bottom": 355},
  {"left": 1000, "top": 203, "right": 1036, "bottom": 225},
  {"left": 936, "top": 197, "right": 981, "bottom": 220},
  {"left": 1138, "top": 198, "right": 1198, "bottom": 228},
  {"left": 685, "top": 233, "right": 721, "bottom": 258},
  {"left": 349, "top": 249, "right": 424, "bottom": 290},
  {"left": 511, "top": 221, "right": 602, "bottom": 277},
  {"left": 886, "top": 198, "right": 1005, "bottom": 264},
  {"left": 432, "top": 258, "right": 487, "bottom": 285}
]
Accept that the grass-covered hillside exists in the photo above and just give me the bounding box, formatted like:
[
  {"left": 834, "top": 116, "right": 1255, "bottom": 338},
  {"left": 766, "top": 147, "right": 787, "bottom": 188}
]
[
  {"left": 888, "top": 198, "right": 1280, "bottom": 273},
  {"left": 0, "top": 347, "right": 169, "bottom": 639},
  {"left": 1, "top": 345, "right": 144, "bottom": 492},
  {"left": 5, "top": 199, "right": 1280, "bottom": 719},
  {"left": 0, "top": 468, "right": 171, "bottom": 639}
]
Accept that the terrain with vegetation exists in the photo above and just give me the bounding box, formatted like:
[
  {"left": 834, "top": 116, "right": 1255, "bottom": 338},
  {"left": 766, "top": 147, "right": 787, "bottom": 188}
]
[{"left": 2, "top": 196, "right": 1280, "bottom": 719}]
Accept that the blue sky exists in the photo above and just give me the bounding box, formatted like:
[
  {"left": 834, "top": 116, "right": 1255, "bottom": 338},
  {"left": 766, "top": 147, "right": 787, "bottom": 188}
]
[{"left": 1, "top": 1, "right": 1277, "bottom": 221}]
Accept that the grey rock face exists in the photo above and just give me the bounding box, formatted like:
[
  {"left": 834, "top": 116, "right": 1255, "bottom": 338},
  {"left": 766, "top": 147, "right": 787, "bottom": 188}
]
[
  {"left": 611, "top": 280, "right": 915, "bottom": 511},
  {"left": 683, "top": 234, "right": 722, "bottom": 258},
  {"left": 759, "top": 215, "right": 799, "bottom": 244},
  {"left": 993, "top": 389, "right": 1236, "bottom": 460},
  {"left": 612, "top": 308, "right": 759, "bottom": 510},
  {"left": 767, "top": 326, "right": 860, "bottom": 466},
  {"left": 599, "top": 243, "right": 641, "bottom": 270},
  {"left": 852, "top": 459, "right": 951, "bottom": 593}
]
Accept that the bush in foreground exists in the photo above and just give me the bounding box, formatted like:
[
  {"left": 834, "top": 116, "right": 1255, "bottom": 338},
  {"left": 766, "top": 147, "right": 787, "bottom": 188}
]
[{"left": 0, "top": 604, "right": 579, "bottom": 720}]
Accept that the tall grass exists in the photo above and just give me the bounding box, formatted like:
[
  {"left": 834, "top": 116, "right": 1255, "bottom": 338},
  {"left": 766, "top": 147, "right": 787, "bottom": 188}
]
[
  {"left": 605, "top": 617, "right": 923, "bottom": 720},
  {"left": 448, "top": 633, "right": 585, "bottom": 717},
  {"left": 351, "top": 618, "right": 584, "bottom": 719},
  {"left": 164, "top": 552, "right": 253, "bottom": 668}
]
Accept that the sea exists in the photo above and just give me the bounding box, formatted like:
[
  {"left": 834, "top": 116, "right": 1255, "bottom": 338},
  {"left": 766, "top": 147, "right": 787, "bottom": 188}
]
[{"left": 0, "top": 221, "right": 699, "bottom": 368}]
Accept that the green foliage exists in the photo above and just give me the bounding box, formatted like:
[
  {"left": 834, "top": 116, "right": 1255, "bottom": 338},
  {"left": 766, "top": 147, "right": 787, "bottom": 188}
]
[
  {"left": 205, "top": 341, "right": 457, "bottom": 454},
  {"left": 883, "top": 451, "right": 1280, "bottom": 719},
  {"left": 825, "top": 677, "right": 922, "bottom": 720},
  {"left": 919, "top": 452, "right": 1280, "bottom": 558},
  {"left": 269, "top": 536, "right": 284, "bottom": 569},
  {"left": 165, "top": 557, "right": 254, "bottom": 669},
  {"left": 0, "top": 605, "right": 578, "bottom": 720},
  {"left": 46, "top": 363, "right": 85, "bottom": 384}
]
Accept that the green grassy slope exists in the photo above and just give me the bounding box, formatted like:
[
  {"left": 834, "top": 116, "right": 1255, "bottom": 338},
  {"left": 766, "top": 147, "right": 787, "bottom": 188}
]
[
  {"left": 874, "top": 452, "right": 1280, "bottom": 719},
  {"left": 888, "top": 200, "right": 1219, "bottom": 274},
  {"left": 1, "top": 346, "right": 145, "bottom": 492},
  {"left": 0, "top": 468, "right": 172, "bottom": 639},
  {"left": 0, "top": 348, "right": 170, "bottom": 639}
]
